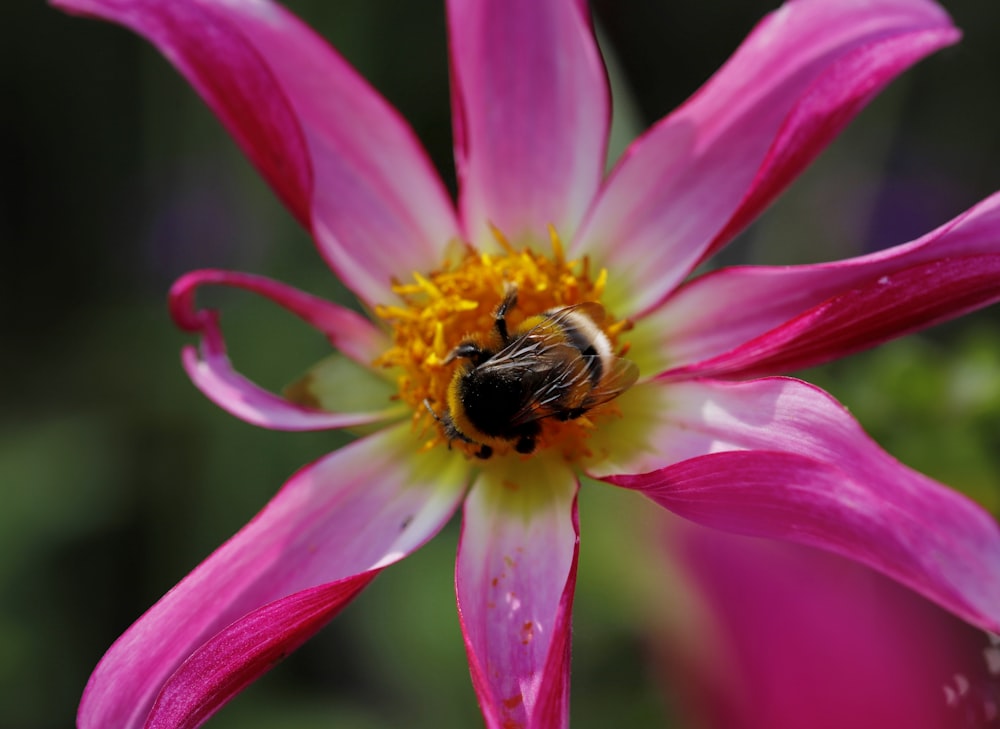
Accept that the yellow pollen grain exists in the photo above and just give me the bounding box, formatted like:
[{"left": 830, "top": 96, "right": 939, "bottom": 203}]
[{"left": 372, "top": 228, "right": 631, "bottom": 461}]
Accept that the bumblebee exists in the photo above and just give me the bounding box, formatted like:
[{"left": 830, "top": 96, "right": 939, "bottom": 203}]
[{"left": 430, "top": 287, "right": 638, "bottom": 458}]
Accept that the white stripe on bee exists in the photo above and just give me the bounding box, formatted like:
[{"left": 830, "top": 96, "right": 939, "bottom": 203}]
[{"left": 550, "top": 307, "right": 614, "bottom": 384}]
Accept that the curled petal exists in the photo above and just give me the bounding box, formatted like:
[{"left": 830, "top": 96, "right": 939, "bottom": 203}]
[
  {"left": 79, "top": 424, "right": 469, "bottom": 729},
  {"left": 169, "top": 270, "right": 399, "bottom": 430},
  {"left": 54, "top": 0, "right": 459, "bottom": 305},
  {"left": 456, "top": 459, "right": 579, "bottom": 729},
  {"left": 170, "top": 269, "right": 387, "bottom": 365},
  {"left": 181, "top": 314, "right": 400, "bottom": 430},
  {"left": 592, "top": 377, "right": 1000, "bottom": 633},
  {"left": 640, "top": 192, "right": 1000, "bottom": 378},
  {"left": 448, "top": 0, "right": 609, "bottom": 247},
  {"left": 573, "top": 0, "right": 958, "bottom": 316}
]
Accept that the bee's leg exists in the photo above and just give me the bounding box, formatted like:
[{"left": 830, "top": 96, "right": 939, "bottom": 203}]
[
  {"left": 555, "top": 407, "right": 587, "bottom": 421},
  {"left": 514, "top": 421, "right": 540, "bottom": 454},
  {"left": 423, "top": 400, "right": 461, "bottom": 442},
  {"left": 423, "top": 398, "right": 444, "bottom": 422},
  {"left": 424, "top": 399, "right": 490, "bottom": 457},
  {"left": 494, "top": 283, "right": 518, "bottom": 345}
]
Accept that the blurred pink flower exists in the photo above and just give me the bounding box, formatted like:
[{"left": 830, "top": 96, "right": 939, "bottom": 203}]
[
  {"left": 54, "top": 0, "right": 1000, "bottom": 728},
  {"left": 661, "top": 517, "right": 1000, "bottom": 729}
]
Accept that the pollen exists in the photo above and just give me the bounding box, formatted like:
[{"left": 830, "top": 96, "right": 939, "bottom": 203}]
[{"left": 373, "top": 226, "right": 632, "bottom": 460}]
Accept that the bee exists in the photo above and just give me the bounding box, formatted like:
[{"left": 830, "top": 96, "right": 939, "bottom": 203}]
[{"left": 429, "top": 286, "right": 638, "bottom": 458}]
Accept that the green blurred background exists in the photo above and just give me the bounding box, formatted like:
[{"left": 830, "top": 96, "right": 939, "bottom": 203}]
[{"left": 2, "top": 1, "right": 999, "bottom": 727}]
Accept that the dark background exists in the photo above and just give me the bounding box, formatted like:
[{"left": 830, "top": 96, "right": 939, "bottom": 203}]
[{"left": 2, "top": 1, "right": 999, "bottom": 727}]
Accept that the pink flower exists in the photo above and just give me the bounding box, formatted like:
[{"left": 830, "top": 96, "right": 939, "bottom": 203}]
[
  {"left": 658, "top": 516, "right": 1000, "bottom": 728},
  {"left": 54, "top": 0, "right": 1000, "bottom": 728}
]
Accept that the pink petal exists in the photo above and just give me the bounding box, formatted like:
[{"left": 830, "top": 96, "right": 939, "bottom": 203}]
[
  {"left": 169, "top": 270, "right": 397, "bottom": 430},
  {"left": 572, "top": 0, "right": 958, "bottom": 316},
  {"left": 54, "top": 0, "right": 459, "bottom": 305},
  {"left": 146, "top": 581, "right": 371, "bottom": 729},
  {"left": 180, "top": 316, "right": 398, "bottom": 431},
  {"left": 448, "top": 0, "right": 609, "bottom": 247},
  {"left": 593, "top": 377, "right": 1000, "bottom": 633},
  {"left": 640, "top": 192, "right": 1000, "bottom": 378},
  {"left": 52, "top": 0, "right": 311, "bottom": 226},
  {"left": 669, "top": 256, "right": 1000, "bottom": 380},
  {"left": 170, "top": 269, "right": 387, "bottom": 365},
  {"left": 78, "top": 424, "right": 469, "bottom": 729},
  {"left": 664, "top": 518, "right": 994, "bottom": 729},
  {"left": 456, "top": 461, "right": 579, "bottom": 729}
]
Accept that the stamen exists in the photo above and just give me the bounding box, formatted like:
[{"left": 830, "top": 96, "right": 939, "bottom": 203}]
[
  {"left": 547, "top": 224, "right": 565, "bottom": 265},
  {"left": 488, "top": 224, "right": 517, "bottom": 255}
]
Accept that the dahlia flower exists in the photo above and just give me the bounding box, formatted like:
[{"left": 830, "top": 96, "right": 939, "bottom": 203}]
[{"left": 54, "top": 0, "right": 1000, "bottom": 727}]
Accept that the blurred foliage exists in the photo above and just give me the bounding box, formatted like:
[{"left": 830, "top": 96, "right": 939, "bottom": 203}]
[{"left": 2, "top": 1, "right": 999, "bottom": 728}]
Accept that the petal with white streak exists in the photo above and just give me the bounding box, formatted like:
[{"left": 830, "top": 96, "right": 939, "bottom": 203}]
[
  {"left": 574, "top": 0, "right": 958, "bottom": 316},
  {"left": 448, "top": 0, "right": 609, "bottom": 248},
  {"left": 79, "top": 424, "right": 469, "bottom": 729},
  {"left": 54, "top": 0, "right": 460, "bottom": 305},
  {"left": 633, "top": 192, "right": 1000, "bottom": 379},
  {"left": 456, "top": 458, "right": 579, "bottom": 729},
  {"left": 590, "top": 377, "right": 1000, "bottom": 633}
]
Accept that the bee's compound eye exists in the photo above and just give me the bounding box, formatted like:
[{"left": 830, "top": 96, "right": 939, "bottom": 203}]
[{"left": 446, "top": 341, "right": 488, "bottom": 366}]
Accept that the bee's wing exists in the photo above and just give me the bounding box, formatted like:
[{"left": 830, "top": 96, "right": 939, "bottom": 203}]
[
  {"left": 580, "top": 357, "right": 640, "bottom": 410},
  {"left": 477, "top": 316, "right": 570, "bottom": 373},
  {"left": 504, "top": 351, "right": 638, "bottom": 428},
  {"left": 505, "top": 346, "right": 594, "bottom": 427},
  {"left": 474, "top": 323, "right": 590, "bottom": 426}
]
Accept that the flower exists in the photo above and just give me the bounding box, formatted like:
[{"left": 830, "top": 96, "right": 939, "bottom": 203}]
[
  {"left": 657, "top": 515, "right": 1000, "bottom": 728},
  {"left": 54, "top": 0, "right": 1000, "bottom": 728}
]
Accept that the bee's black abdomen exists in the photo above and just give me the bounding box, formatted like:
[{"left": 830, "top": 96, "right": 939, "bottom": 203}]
[
  {"left": 460, "top": 369, "right": 533, "bottom": 439},
  {"left": 458, "top": 366, "right": 543, "bottom": 456}
]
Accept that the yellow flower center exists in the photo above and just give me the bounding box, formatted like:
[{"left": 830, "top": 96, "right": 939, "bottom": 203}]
[{"left": 373, "top": 227, "right": 634, "bottom": 461}]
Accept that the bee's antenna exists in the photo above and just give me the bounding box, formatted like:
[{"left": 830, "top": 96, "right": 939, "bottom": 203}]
[{"left": 495, "top": 283, "right": 518, "bottom": 344}]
